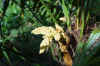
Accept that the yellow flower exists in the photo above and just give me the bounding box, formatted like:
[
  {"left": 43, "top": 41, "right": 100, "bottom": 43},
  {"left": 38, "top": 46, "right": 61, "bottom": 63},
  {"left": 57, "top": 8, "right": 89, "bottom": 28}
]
[
  {"left": 54, "top": 33, "right": 61, "bottom": 41},
  {"left": 31, "top": 26, "right": 55, "bottom": 35},
  {"left": 55, "top": 23, "right": 64, "bottom": 32},
  {"left": 31, "top": 23, "right": 70, "bottom": 54},
  {"left": 59, "top": 17, "right": 66, "bottom": 22},
  {"left": 39, "top": 38, "right": 52, "bottom": 54}
]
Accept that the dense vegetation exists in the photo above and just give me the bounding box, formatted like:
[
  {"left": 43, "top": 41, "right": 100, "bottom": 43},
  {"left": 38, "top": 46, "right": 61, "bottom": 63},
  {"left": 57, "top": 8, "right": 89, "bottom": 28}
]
[{"left": 0, "top": 0, "right": 100, "bottom": 66}]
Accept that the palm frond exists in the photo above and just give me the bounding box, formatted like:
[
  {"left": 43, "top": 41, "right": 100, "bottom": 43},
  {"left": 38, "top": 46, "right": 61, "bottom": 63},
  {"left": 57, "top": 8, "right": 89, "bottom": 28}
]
[{"left": 73, "top": 28, "right": 100, "bottom": 66}]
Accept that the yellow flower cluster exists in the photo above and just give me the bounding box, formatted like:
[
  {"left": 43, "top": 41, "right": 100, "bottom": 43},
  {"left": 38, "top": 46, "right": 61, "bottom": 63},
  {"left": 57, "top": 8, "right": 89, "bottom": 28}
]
[{"left": 31, "top": 23, "right": 69, "bottom": 54}]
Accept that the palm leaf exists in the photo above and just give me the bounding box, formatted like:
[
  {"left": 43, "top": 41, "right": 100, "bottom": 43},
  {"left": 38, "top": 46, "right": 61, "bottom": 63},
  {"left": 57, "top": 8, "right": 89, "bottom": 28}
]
[{"left": 73, "top": 28, "right": 100, "bottom": 66}]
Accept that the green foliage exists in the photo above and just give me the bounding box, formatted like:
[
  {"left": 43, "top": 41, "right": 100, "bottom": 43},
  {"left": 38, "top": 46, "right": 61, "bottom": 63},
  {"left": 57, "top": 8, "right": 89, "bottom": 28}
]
[
  {"left": 73, "top": 29, "right": 100, "bottom": 66},
  {"left": 60, "top": 0, "right": 71, "bottom": 31},
  {"left": 0, "top": 0, "right": 100, "bottom": 66}
]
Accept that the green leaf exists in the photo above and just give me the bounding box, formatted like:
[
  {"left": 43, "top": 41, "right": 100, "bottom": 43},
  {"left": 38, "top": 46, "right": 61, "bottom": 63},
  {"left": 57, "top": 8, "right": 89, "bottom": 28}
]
[
  {"left": 61, "top": 0, "right": 71, "bottom": 31},
  {"left": 73, "top": 28, "right": 100, "bottom": 66},
  {"left": 2, "top": 50, "right": 12, "bottom": 65},
  {"left": 10, "top": 29, "right": 18, "bottom": 37}
]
